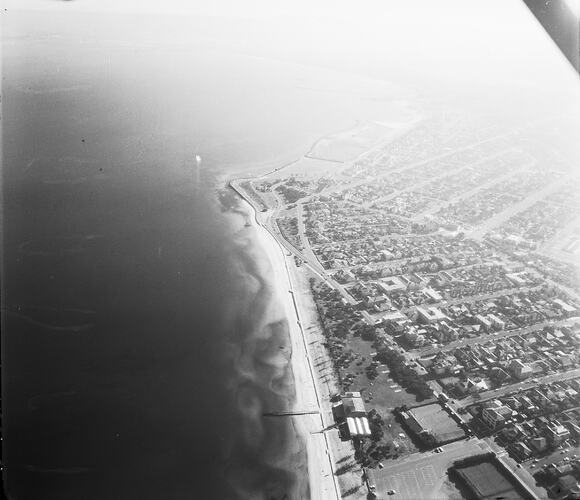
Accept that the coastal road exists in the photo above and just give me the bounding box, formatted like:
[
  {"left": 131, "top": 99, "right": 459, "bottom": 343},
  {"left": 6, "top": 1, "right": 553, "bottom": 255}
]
[
  {"left": 231, "top": 178, "right": 358, "bottom": 307},
  {"left": 271, "top": 224, "right": 343, "bottom": 500},
  {"left": 234, "top": 181, "right": 342, "bottom": 499}
]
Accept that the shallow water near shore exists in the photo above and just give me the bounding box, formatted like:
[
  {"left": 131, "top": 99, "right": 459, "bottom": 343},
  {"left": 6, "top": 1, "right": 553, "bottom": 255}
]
[{"left": 3, "top": 151, "right": 309, "bottom": 500}]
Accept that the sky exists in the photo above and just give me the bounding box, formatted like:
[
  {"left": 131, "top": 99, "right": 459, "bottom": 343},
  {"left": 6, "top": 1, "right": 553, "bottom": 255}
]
[
  {"left": 0, "top": 0, "right": 542, "bottom": 18},
  {"left": 5, "top": 0, "right": 405, "bottom": 16},
  {"left": 2, "top": 0, "right": 557, "bottom": 59},
  {"left": 3, "top": 0, "right": 578, "bottom": 99}
]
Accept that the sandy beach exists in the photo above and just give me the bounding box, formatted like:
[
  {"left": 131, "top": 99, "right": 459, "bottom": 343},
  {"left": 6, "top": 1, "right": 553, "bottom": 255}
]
[
  {"left": 251, "top": 202, "right": 340, "bottom": 499},
  {"left": 232, "top": 182, "right": 367, "bottom": 499}
]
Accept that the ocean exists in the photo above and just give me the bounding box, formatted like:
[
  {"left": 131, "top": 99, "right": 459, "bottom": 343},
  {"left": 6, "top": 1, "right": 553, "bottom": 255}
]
[{"left": 2, "top": 10, "right": 405, "bottom": 500}]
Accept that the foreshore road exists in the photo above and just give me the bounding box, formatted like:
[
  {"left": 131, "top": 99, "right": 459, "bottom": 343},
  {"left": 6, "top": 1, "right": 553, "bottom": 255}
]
[
  {"left": 229, "top": 178, "right": 342, "bottom": 500},
  {"left": 229, "top": 179, "right": 357, "bottom": 307}
]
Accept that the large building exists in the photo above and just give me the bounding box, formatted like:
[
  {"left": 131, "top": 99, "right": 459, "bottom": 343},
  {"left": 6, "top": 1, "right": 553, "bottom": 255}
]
[
  {"left": 482, "top": 404, "right": 513, "bottom": 429},
  {"left": 401, "top": 403, "right": 466, "bottom": 445},
  {"left": 545, "top": 422, "right": 570, "bottom": 445},
  {"left": 509, "top": 359, "right": 533, "bottom": 380},
  {"left": 417, "top": 306, "right": 447, "bottom": 325},
  {"left": 334, "top": 392, "right": 372, "bottom": 438}
]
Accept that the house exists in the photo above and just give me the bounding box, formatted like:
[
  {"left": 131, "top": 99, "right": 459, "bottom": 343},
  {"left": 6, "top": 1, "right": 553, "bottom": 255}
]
[
  {"left": 506, "top": 273, "right": 527, "bottom": 286},
  {"left": 503, "top": 396, "right": 522, "bottom": 410},
  {"left": 500, "top": 423, "right": 525, "bottom": 442},
  {"left": 431, "top": 352, "right": 463, "bottom": 376},
  {"left": 410, "top": 273, "right": 427, "bottom": 284},
  {"left": 531, "top": 360, "right": 550, "bottom": 374},
  {"left": 334, "top": 269, "right": 356, "bottom": 283},
  {"left": 439, "top": 376, "right": 461, "bottom": 391},
  {"left": 380, "top": 311, "right": 410, "bottom": 329},
  {"left": 531, "top": 389, "right": 551, "bottom": 408},
  {"left": 559, "top": 355, "right": 574, "bottom": 369},
  {"left": 432, "top": 322, "right": 459, "bottom": 343},
  {"left": 403, "top": 327, "right": 427, "bottom": 348},
  {"left": 354, "top": 283, "right": 374, "bottom": 299},
  {"left": 567, "top": 422, "right": 580, "bottom": 438},
  {"left": 509, "top": 441, "right": 532, "bottom": 460},
  {"left": 457, "top": 378, "right": 488, "bottom": 396},
  {"left": 546, "top": 463, "right": 575, "bottom": 479},
  {"left": 365, "top": 295, "right": 390, "bottom": 312},
  {"left": 490, "top": 367, "right": 512, "bottom": 384}
]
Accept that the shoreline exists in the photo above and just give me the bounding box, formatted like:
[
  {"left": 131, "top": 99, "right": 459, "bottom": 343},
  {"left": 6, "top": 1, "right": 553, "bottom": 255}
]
[
  {"left": 224, "top": 112, "right": 422, "bottom": 499},
  {"left": 231, "top": 183, "right": 343, "bottom": 499}
]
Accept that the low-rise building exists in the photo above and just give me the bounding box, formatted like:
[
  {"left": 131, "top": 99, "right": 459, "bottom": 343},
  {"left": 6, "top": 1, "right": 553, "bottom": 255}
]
[
  {"left": 423, "top": 287, "right": 443, "bottom": 302},
  {"left": 488, "top": 313, "right": 506, "bottom": 331},
  {"left": 482, "top": 405, "right": 512, "bottom": 428},
  {"left": 545, "top": 422, "right": 570, "bottom": 446},
  {"left": 509, "top": 359, "right": 533, "bottom": 380},
  {"left": 417, "top": 306, "right": 447, "bottom": 325},
  {"left": 457, "top": 377, "right": 488, "bottom": 396},
  {"left": 336, "top": 392, "right": 372, "bottom": 439},
  {"left": 529, "top": 436, "right": 547, "bottom": 453},
  {"left": 550, "top": 475, "right": 580, "bottom": 498},
  {"left": 552, "top": 298, "right": 577, "bottom": 317},
  {"left": 379, "top": 277, "right": 406, "bottom": 294},
  {"left": 509, "top": 441, "right": 532, "bottom": 461},
  {"left": 475, "top": 314, "right": 492, "bottom": 332}
]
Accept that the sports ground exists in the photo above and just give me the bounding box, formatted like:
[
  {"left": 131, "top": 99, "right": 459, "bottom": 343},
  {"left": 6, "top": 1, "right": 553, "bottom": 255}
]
[{"left": 366, "top": 439, "right": 493, "bottom": 499}]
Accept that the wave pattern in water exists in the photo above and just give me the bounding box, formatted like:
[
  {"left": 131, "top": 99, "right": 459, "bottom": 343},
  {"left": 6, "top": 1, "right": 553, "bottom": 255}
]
[{"left": 218, "top": 220, "right": 309, "bottom": 500}]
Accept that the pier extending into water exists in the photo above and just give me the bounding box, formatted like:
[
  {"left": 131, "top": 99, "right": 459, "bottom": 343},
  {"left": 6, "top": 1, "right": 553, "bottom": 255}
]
[{"left": 263, "top": 410, "right": 320, "bottom": 417}]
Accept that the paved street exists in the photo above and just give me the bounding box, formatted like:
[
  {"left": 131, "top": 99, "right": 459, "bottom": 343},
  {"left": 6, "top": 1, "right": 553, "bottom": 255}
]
[{"left": 414, "top": 317, "right": 577, "bottom": 357}]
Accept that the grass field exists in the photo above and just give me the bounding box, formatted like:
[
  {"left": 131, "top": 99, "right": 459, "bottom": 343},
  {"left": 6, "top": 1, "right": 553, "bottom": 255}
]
[{"left": 340, "top": 336, "right": 419, "bottom": 456}]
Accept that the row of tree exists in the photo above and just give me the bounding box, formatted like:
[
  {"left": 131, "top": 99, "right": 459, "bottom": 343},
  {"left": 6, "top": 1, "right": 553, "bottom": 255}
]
[{"left": 375, "top": 349, "right": 433, "bottom": 401}]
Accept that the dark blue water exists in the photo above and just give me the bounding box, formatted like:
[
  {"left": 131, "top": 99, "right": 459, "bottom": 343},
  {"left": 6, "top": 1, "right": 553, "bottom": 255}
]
[
  {"left": 1, "top": 11, "right": 315, "bottom": 500},
  {"left": 1, "top": 10, "right": 403, "bottom": 500}
]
